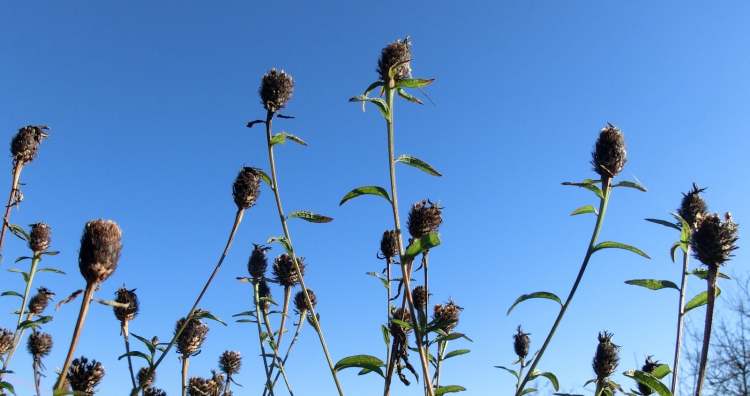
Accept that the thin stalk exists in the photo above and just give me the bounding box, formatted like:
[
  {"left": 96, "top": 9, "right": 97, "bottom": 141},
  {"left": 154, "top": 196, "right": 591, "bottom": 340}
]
[
  {"left": 0, "top": 163, "right": 23, "bottom": 262},
  {"left": 264, "top": 111, "right": 345, "bottom": 396},
  {"left": 695, "top": 266, "right": 718, "bottom": 396},
  {"left": 223, "top": 375, "right": 232, "bottom": 396},
  {"left": 434, "top": 339, "right": 449, "bottom": 389},
  {"left": 515, "top": 178, "right": 613, "bottom": 395},
  {"left": 264, "top": 286, "right": 291, "bottom": 393},
  {"left": 122, "top": 321, "right": 137, "bottom": 389},
  {"left": 262, "top": 307, "right": 294, "bottom": 395},
  {"left": 265, "top": 310, "right": 307, "bottom": 395},
  {"left": 423, "top": 251, "right": 430, "bottom": 346},
  {"left": 32, "top": 356, "right": 42, "bottom": 396},
  {"left": 672, "top": 247, "right": 691, "bottom": 395},
  {"left": 515, "top": 357, "right": 526, "bottom": 393},
  {"left": 0, "top": 254, "right": 41, "bottom": 378},
  {"left": 386, "top": 257, "right": 392, "bottom": 365},
  {"left": 253, "top": 281, "right": 275, "bottom": 396},
  {"left": 54, "top": 282, "right": 96, "bottom": 390},
  {"left": 181, "top": 357, "right": 190, "bottom": 396},
  {"left": 594, "top": 380, "right": 605, "bottom": 396}
]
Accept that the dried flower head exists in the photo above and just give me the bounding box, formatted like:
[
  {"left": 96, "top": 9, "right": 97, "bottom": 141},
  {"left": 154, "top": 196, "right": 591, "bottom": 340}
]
[
  {"left": 144, "top": 387, "right": 167, "bottom": 396},
  {"left": 592, "top": 331, "right": 620, "bottom": 380},
  {"left": 407, "top": 200, "right": 442, "bottom": 239},
  {"left": 638, "top": 356, "right": 660, "bottom": 395},
  {"left": 28, "top": 287, "right": 54, "bottom": 315},
  {"left": 27, "top": 331, "right": 53, "bottom": 358},
  {"left": 273, "top": 254, "right": 305, "bottom": 287},
  {"left": 377, "top": 37, "right": 412, "bottom": 82},
  {"left": 137, "top": 366, "right": 155, "bottom": 388},
  {"left": 175, "top": 310, "right": 209, "bottom": 357},
  {"left": 0, "top": 328, "right": 13, "bottom": 355},
  {"left": 389, "top": 308, "right": 412, "bottom": 338},
  {"left": 679, "top": 184, "right": 708, "bottom": 229},
  {"left": 187, "top": 372, "right": 223, "bottom": 396},
  {"left": 433, "top": 300, "right": 462, "bottom": 332},
  {"left": 248, "top": 244, "right": 270, "bottom": 280},
  {"left": 513, "top": 326, "right": 530, "bottom": 360},
  {"left": 257, "top": 279, "right": 273, "bottom": 312},
  {"left": 29, "top": 222, "right": 51, "bottom": 253},
  {"left": 412, "top": 286, "right": 428, "bottom": 310},
  {"left": 11, "top": 125, "right": 48, "bottom": 165},
  {"left": 380, "top": 230, "right": 399, "bottom": 260},
  {"left": 293, "top": 289, "right": 317, "bottom": 313},
  {"left": 232, "top": 167, "right": 262, "bottom": 210},
  {"left": 67, "top": 356, "right": 105, "bottom": 395},
  {"left": 591, "top": 123, "right": 627, "bottom": 179},
  {"left": 78, "top": 219, "right": 122, "bottom": 285},
  {"left": 114, "top": 287, "right": 139, "bottom": 323},
  {"left": 691, "top": 212, "right": 739, "bottom": 267},
  {"left": 219, "top": 350, "right": 242, "bottom": 376},
  {"left": 260, "top": 68, "right": 294, "bottom": 113}
]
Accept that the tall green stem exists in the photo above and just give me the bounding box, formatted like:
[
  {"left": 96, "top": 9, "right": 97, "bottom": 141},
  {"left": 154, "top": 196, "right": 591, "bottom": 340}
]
[
  {"left": 386, "top": 257, "right": 392, "bottom": 365},
  {"left": 0, "top": 253, "right": 40, "bottom": 378},
  {"left": 0, "top": 163, "right": 23, "bottom": 263},
  {"left": 695, "top": 265, "right": 718, "bottom": 396},
  {"left": 262, "top": 307, "right": 294, "bottom": 395},
  {"left": 672, "top": 247, "right": 690, "bottom": 395},
  {"left": 55, "top": 282, "right": 96, "bottom": 390},
  {"left": 515, "top": 179, "right": 613, "bottom": 395},
  {"left": 122, "top": 321, "right": 137, "bottom": 389},
  {"left": 254, "top": 281, "right": 275, "bottom": 396},
  {"left": 265, "top": 310, "right": 307, "bottom": 395},
  {"left": 263, "top": 111, "right": 345, "bottom": 396}
]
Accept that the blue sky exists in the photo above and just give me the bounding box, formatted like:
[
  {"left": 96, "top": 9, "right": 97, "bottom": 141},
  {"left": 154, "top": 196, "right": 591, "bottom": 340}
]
[{"left": 1, "top": 1, "right": 749, "bottom": 395}]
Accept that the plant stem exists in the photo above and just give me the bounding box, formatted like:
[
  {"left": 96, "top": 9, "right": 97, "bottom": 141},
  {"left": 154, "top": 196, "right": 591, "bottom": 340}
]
[
  {"left": 0, "top": 163, "right": 23, "bottom": 263},
  {"left": 515, "top": 178, "right": 613, "bottom": 395},
  {"left": 181, "top": 357, "right": 190, "bottom": 396},
  {"left": 262, "top": 307, "right": 294, "bottom": 395},
  {"left": 265, "top": 310, "right": 307, "bottom": 395},
  {"left": 695, "top": 265, "right": 718, "bottom": 396},
  {"left": 224, "top": 375, "right": 232, "bottom": 396},
  {"left": 423, "top": 251, "right": 430, "bottom": 346},
  {"left": 0, "top": 253, "right": 40, "bottom": 378},
  {"left": 32, "top": 356, "right": 42, "bottom": 396},
  {"left": 515, "top": 356, "right": 526, "bottom": 393},
  {"left": 54, "top": 282, "right": 96, "bottom": 390},
  {"left": 386, "top": 257, "right": 392, "bottom": 365},
  {"left": 434, "top": 339, "right": 449, "bottom": 389},
  {"left": 254, "top": 281, "right": 275, "bottom": 396},
  {"left": 672, "top": 247, "right": 691, "bottom": 395},
  {"left": 122, "top": 321, "right": 137, "bottom": 389},
  {"left": 263, "top": 111, "right": 345, "bottom": 396},
  {"left": 265, "top": 286, "right": 291, "bottom": 393}
]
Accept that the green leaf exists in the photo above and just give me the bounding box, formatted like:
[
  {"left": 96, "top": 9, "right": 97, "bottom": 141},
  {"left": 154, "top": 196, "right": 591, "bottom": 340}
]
[
  {"left": 396, "top": 154, "right": 442, "bottom": 177},
  {"left": 645, "top": 218, "right": 681, "bottom": 231},
  {"left": 250, "top": 167, "right": 272, "bottom": 187},
  {"left": 444, "top": 349, "right": 470, "bottom": 359},
  {"left": 42, "top": 250, "right": 60, "bottom": 256},
  {"left": 7, "top": 268, "right": 30, "bottom": 283},
  {"left": 363, "top": 81, "right": 384, "bottom": 96},
  {"left": 507, "top": 291, "right": 562, "bottom": 315},
  {"left": 8, "top": 224, "right": 29, "bottom": 241},
  {"left": 624, "top": 279, "right": 679, "bottom": 291},
  {"left": 529, "top": 370, "right": 560, "bottom": 391},
  {"left": 0, "top": 381, "right": 16, "bottom": 395},
  {"left": 494, "top": 366, "right": 519, "bottom": 379},
  {"left": 18, "top": 315, "right": 53, "bottom": 330},
  {"left": 434, "top": 332, "right": 473, "bottom": 343},
  {"left": 613, "top": 180, "right": 647, "bottom": 192},
  {"left": 366, "top": 272, "right": 389, "bottom": 289},
  {"left": 270, "top": 131, "right": 308, "bottom": 147},
  {"left": 381, "top": 324, "right": 390, "bottom": 347},
  {"left": 684, "top": 287, "right": 722, "bottom": 313},
  {"left": 397, "top": 88, "right": 423, "bottom": 104},
  {"left": 334, "top": 354, "right": 385, "bottom": 377},
  {"left": 571, "top": 205, "right": 597, "bottom": 216},
  {"left": 396, "top": 78, "right": 435, "bottom": 89},
  {"left": 391, "top": 319, "right": 412, "bottom": 330},
  {"left": 1, "top": 291, "right": 23, "bottom": 298},
  {"left": 339, "top": 186, "right": 391, "bottom": 206},
  {"left": 348, "top": 95, "right": 389, "bottom": 118},
  {"left": 435, "top": 385, "right": 466, "bottom": 395},
  {"left": 130, "top": 333, "right": 157, "bottom": 355},
  {"left": 267, "top": 236, "right": 292, "bottom": 253},
  {"left": 623, "top": 370, "right": 672, "bottom": 396},
  {"left": 651, "top": 364, "right": 671, "bottom": 380},
  {"left": 37, "top": 267, "right": 66, "bottom": 275},
  {"left": 520, "top": 389, "right": 537, "bottom": 395},
  {"left": 562, "top": 180, "right": 604, "bottom": 199},
  {"left": 403, "top": 232, "right": 441, "bottom": 261},
  {"left": 691, "top": 269, "right": 730, "bottom": 280},
  {"left": 670, "top": 241, "right": 684, "bottom": 263},
  {"left": 288, "top": 210, "right": 333, "bottom": 223},
  {"left": 193, "top": 310, "right": 228, "bottom": 326},
  {"left": 118, "top": 350, "right": 152, "bottom": 365},
  {"left": 592, "top": 241, "right": 651, "bottom": 259},
  {"left": 14, "top": 256, "right": 32, "bottom": 263}
]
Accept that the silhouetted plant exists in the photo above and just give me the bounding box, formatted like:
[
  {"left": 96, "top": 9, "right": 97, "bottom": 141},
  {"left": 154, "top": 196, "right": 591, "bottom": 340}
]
[
  {"left": 67, "top": 356, "right": 105, "bottom": 395},
  {"left": 114, "top": 287, "right": 140, "bottom": 388},
  {"left": 27, "top": 330, "right": 52, "bottom": 396}
]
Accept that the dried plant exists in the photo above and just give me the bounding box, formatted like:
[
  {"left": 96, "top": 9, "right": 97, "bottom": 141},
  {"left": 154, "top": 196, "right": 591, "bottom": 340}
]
[
  {"left": 67, "top": 356, "right": 105, "bottom": 395},
  {"left": 27, "top": 330, "right": 52, "bottom": 396},
  {"left": 113, "top": 287, "right": 140, "bottom": 388}
]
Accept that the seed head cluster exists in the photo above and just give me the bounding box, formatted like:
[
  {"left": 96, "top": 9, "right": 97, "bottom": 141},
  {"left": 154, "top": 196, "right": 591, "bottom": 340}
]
[
  {"left": 175, "top": 311, "right": 209, "bottom": 357},
  {"left": 691, "top": 212, "right": 739, "bottom": 268},
  {"left": 67, "top": 356, "right": 105, "bottom": 395},
  {"left": 78, "top": 219, "right": 122, "bottom": 285},
  {"left": 187, "top": 372, "right": 224, "bottom": 396},
  {"left": 248, "top": 244, "right": 270, "bottom": 280},
  {"left": 0, "top": 328, "right": 13, "bottom": 355},
  {"left": 294, "top": 289, "right": 317, "bottom": 313},
  {"left": 433, "top": 300, "right": 462, "bottom": 333},
  {"left": 137, "top": 366, "right": 154, "bottom": 388},
  {"left": 412, "top": 286, "right": 428, "bottom": 310},
  {"left": 407, "top": 200, "right": 442, "bottom": 239},
  {"left": 232, "top": 167, "right": 262, "bottom": 210},
  {"left": 679, "top": 184, "right": 708, "bottom": 229},
  {"left": 592, "top": 331, "right": 620, "bottom": 380},
  {"left": 260, "top": 68, "right": 294, "bottom": 113},
  {"left": 114, "top": 287, "right": 139, "bottom": 323},
  {"left": 28, "top": 287, "right": 54, "bottom": 315},
  {"left": 29, "top": 222, "right": 51, "bottom": 253},
  {"left": 513, "top": 326, "right": 530, "bottom": 360},
  {"left": 380, "top": 230, "right": 399, "bottom": 259},
  {"left": 591, "top": 123, "right": 627, "bottom": 179},
  {"left": 11, "top": 125, "right": 48, "bottom": 165},
  {"left": 27, "top": 331, "right": 53, "bottom": 358},
  {"left": 273, "top": 254, "right": 305, "bottom": 287},
  {"left": 219, "top": 350, "right": 242, "bottom": 376},
  {"left": 377, "top": 37, "right": 412, "bottom": 82}
]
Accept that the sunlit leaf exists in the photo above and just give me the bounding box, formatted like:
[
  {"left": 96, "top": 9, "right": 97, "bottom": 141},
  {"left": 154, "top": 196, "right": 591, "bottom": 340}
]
[
  {"left": 334, "top": 354, "right": 385, "bottom": 377},
  {"left": 613, "top": 180, "right": 647, "bottom": 192},
  {"left": 396, "top": 154, "right": 442, "bottom": 177},
  {"left": 288, "top": 210, "right": 333, "bottom": 223},
  {"left": 348, "top": 95, "right": 389, "bottom": 118},
  {"left": 1, "top": 291, "right": 23, "bottom": 298},
  {"left": 444, "top": 349, "right": 470, "bottom": 359},
  {"left": 684, "top": 288, "right": 721, "bottom": 313},
  {"left": 623, "top": 370, "right": 672, "bottom": 396},
  {"left": 645, "top": 218, "right": 680, "bottom": 231},
  {"left": 592, "top": 241, "right": 650, "bottom": 259},
  {"left": 494, "top": 365, "right": 519, "bottom": 379},
  {"left": 562, "top": 180, "right": 603, "bottom": 199},
  {"left": 403, "top": 232, "right": 441, "bottom": 261},
  {"left": 396, "top": 78, "right": 435, "bottom": 89},
  {"left": 435, "top": 385, "right": 466, "bottom": 395},
  {"left": 507, "top": 291, "right": 562, "bottom": 315},
  {"left": 339, "top": 186, "right": 391, "bottom": 206},
  {"left": 571, "top": 205, "right": 597, "bottom": 216},
  {"left": 529, "top": 370, "right": 560, "bottom": 391},
  {"left": 691, "top": 269, "right": 730, "bottom": 280},
  {"left": 624, "top": 279, "right": 679, "bottom": 291}
]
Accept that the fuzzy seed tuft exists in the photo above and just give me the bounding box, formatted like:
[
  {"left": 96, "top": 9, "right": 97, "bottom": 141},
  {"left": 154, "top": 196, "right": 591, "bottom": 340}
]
[
  {"left": 380, "top": 230, "right": 399, "bottom": 260},
  {"left": 0, "top": 328, "right": 13, "bottom": 355},
  {"left": 412, "top": 286, "right": 428, "bottom": 310},
  {"left": 592, "top": 331, "right": 620, "bottom": 380},
  {"left": 137, "top": 366, "right": 155, "bottom": 388},
  {"left": 273, "top": 254, "right": 305, "bottom": 287},
  {"left": 219, "top": 350, "right": 242, "bottom": 376},
  {"left": 114, "top": 287, "right": 139, "bottom": 323},
  {"left": 144, "top": 387, "right": 167, "bottom": 396},
  {"left": 691, "top": 212, "right": 739, "bottom": 268},
  {"left": 433, "top": 300, "right": 462, "bottom": 333},
  {"left": 78, "top": 219, "right": 122, "bottom": 285},
  {"left": 293, "top": 289, "right": 317, "bottom": 313},
  {"left": 513, "top": 326, "right": 530, "bottom": 360},
  {"left": 407, "top": 200, "right": 442, "bottom": 239},
  {"left": 67, "top": 356, "right": 105, "bottom": 395},
  {"left": 10, "top": 125, "right": 48, "bottom": 165},
  {"left": 28, "top": 287, "right": 54, "bottom": 315},
  {"left": 248, "top": 244, "right": 270, "bottom": 280},
  {"left": 232, "top": 167, "right": 262, "bottom": 210},
  {"left": 175, "top": 310, "right": 209, "bottom": 357},
  {"left": 377, "top": 37, "right": 412, "bottom": 82},
  {"left": 29, "top": 222, "right": 51, "bottom": 253},
  {"left": 638, "top": 356, "right": 660, "bottom": 395},
  {"left": 679, "top": 184, "right": 708, "bottom": 229},
  {"left": 259, "top": 68, "right": 294, "bottom": 113},
  {"left": 591, "top": 123, "right": 627, "bottom": 178},
  {"left": 27, "top": 331, "right": 52, "bottom": 358}
]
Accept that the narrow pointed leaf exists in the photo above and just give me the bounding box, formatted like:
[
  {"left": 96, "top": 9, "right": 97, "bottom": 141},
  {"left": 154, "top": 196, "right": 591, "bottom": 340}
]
[
  {"left": 613, "top": 180, "right": 647, "bottom": 192},
  {"left": 645, "top": 218, "right": 681, "bottom": 231},
  {"left": 334, "top": 354, "right": 385, "bottom": 377},
  {"left": 684, "top": 287, "right": 721, "bottom": 313},
  {"left": 403, "top": 232, "right": 441, "bottom": 261},
  {"left": 348, "top": 95, "right": 389, "bottom": 118},
  {"left": 529, "top": 370, "right": 560, "bottom": 391},
  {"left": 396, "top": 78, "right": 435, "bottom": 89},
  {"left": 520, "top": 388, "right": 537, "bottom": 395},
  {"left": 271, "top": 132, "right": 308, "bottom": 147},
  {"left": 397, "top": 88, "right": 423, "bottom": 104},
  {"left": 0, "top": 381, "right": 15, "bottom": 395},
  {"left": 494, "top": 366, "right": 519, "bottom": 379},
  {"left": 593, "top": 241, "right": 651, "bottom": 259},
  {"left": 570, "top": 205, "right": 597, "bottom": 216},
  {"left": 444, "top": 349, "right": 470, "bottom": 359},
  {"left": 118, "top": 351, "right": 152, "bottom": 364},
  {"left": 624, "top": 279, "right": 679, "bottom": 291},
  {"left": 1, "top": 291, "right": 22, "bottom": 298},
  {"left": 37, "top": 267, "right": 66, "bottom": 275},
  {"left": 651, "top": 364, "right": 671, "bottom": 380},
  {"left": 396, "top": 154, "right": 442, "bottom": 176},
  {"left": 562, "top": 180, "right": 604, "bottom": 199},
  {"left": 339, "top": 186, "right": 391, "bottom": 206},
  {"left": 507, "top": 291, "right": 562, "bottom": 315},
  {"left": 288, "top": 210, "right": 333, "bottom": 223},
  {"left": 435, "top": 385, "right": 466, "bottom": 395},
  {"left": 691, "top": 269, "right": 730, "bottom": 280}
]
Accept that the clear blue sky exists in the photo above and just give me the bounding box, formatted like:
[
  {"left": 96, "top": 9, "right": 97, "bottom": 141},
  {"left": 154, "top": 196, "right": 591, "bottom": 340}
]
[{"left": 1, "top": 1, "right": 748, "bottom": 395}]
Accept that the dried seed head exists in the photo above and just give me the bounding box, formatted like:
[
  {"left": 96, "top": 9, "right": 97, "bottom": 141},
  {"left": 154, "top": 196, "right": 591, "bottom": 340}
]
[
  {"left": 412, "top": 286, "right": 428, "bottom": 310},
  {"left": 389, "top": 307, "right": 412, "bottom": 338},
  {"left": 513, "top": 326, "right": 530, "bottom": 360},
  {"left": 27, "top": 331, "right": 53, "bottom": 358},
  {"left": 257, "top": 279, "right": 273, "bottom": 312},
  {"left": 293, "top": 289, "right": 317, "bottom": 312},
  {"left": 407, "top": 200, "right": 442, "bottom": 239},
  {"left": 273, "top": 254, "right": 305, "bottom": 287},
  {"left": 67, "top": 356, "right": 105, "bottom": 395},
  {"left": 219, "top": 350, "right": 242, "bottom": 376},
  {"left": 679, "top": 184, "right": 708, "bottom": 229},
  {"left": 380, "top": 230, "right": 398, "bottom": 260},
  {"left": 187, "top": 375, "right": 222, "bottom": 396},
  {"left": 592, "top": 331, "right": 620, "bottom": 380},
  {"left": 232, "top": 167, "right": 262, "bottom": 210},
  {"left": 78, "top": 219, "right": 122, "bottom": 285},
  {"left": 144, "top": 387, "right": 167, "bottom": 396},
  {"left": 10, "top": 125, "right": 48, "bottom": 165},
  {"left": 0, "top": 328, "right": 13, "bottom": 355},
  {"left": 248, "top": 244, "right": 270, "bottom": 280},
  {"left": 175, "top": 310, "right": 209, "bottom": 357},
  {"left": 29, "top": 222, "right": 51, "bottom": 253},
  {"left": 433, "top": 300, "right": 462, "bottom": 332},
  {"left": 591, "top": 123, "right": 627, "bottom": 179},
  {"left": 137, "top": 367, "right": 155, "bottom": 388},
  {"left": 114, "top": 287, "right": 139, "bottom": 323},
  {"left": 28, "top": 287, "right": 54, "bottom": 315},
  {"left": 259, "top": 68, "right": 294, "bottom": 113},
  {"left": 691, "top": 212, "right": 739, "bottom": 267},
  {"left": 638, "top": 356, "right": 660, "bottom": 395},
  {"left": 377, "top": 37, "right": 412, "bottom": 82}
]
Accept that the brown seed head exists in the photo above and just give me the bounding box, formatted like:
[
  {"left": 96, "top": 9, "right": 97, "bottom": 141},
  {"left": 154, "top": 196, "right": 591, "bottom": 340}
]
[
  {"left": 175, "top": 310, "right": 209, "bottom": 357},
  {"left": 259, "top": 68, "right": 294, "bottom": 113},
  {"left": 248, "top": 244, "right": 270, "bottom": 280},
  {"left": 389, "top": 307, "right": 412, "bottom": 338},
  {"left": 592, "top": 331, "right": 620, "bottom": 380},
  {"left": 433, "top": 300, "right": 462, "bottom": 332},
  {"left": 377, "top": 37, "right": 412, "bottom": 82},
  {"left": 591, "top": 123, "right": 627, "bottom": 179},
  {"left": 691, "top": 212, "right": 739, "bottom": 267},
  {"left": 67, "top": 356, "right": 105, "bottom": 395},
  {"left": 293, "top": 289, "right": 317, "bottom": 313},
  {"left": 232, "top": 167, "right": 262, "bottom": 210},
  {"left": 407, "top": 200, "right": 442, "bottom": 239},
  {"left": 138, "top": 366, "right": 155, "bottom": 388},
  {"left": 114, "top": 287, "right": 139, "bottom": 323},
  {"left": 27, "top": 331, "right": 53, "bottom": 358},
  {"left": 513, "top": 326, "right": 530, "bottom": 360},
  {"left": 29, "top": 222, "right": 51, "bottom": 253},
  {"left": 144, "top": 387, "right": 167, "bottom": 396},
  {"left": 10, "top": 125, "right": 48, "bottom": 165},
  {"left": 273, "top": 254, "right": 305, "bottom": 287},
  {"left": 412, "top": 286, "right": 428, "bottom": 310},
  {"left": 679, "top": 184, "right": 708, "bottom": 229},
  {"left": 78, "top": 219, "right": 122, "bottom": 285},
  {"left": 0, "top": 328, "right": 13, "bottom": 355},
  {"left": 219, "top": 350, "right": 242, "bottom": 376},
  {"left": 187, "top": 376, "right": 221, "bottom": 396},
  {"left": 380, "top": 230, "right": 398, "bottom": 260},
  {"left": 28, "top": 287, "right": 54, "bottom": 315},
  {"left": 638, "top": 356, "right": 660, "bottom": 395},
  {"left": 257, "top": 279, "right": 273, "bottom": 312}
]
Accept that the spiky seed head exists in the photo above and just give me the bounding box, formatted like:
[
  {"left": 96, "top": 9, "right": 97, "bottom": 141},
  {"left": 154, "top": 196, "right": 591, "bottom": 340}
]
[
  {"left": 175, "top": 310, "right": 209, "bottom": 357},
  {"left": 78, "top": 219, "right": 122, "bottom": 285},
  {"left": 377, "top": 37, "right": 412, "bottom": 82},
  {"left": 293, "top": 289, "right": 317, "bottom": 313},
  {"left": 137, "top": 367, "right": 155, "bottom": 388},
  {"left": 219, "top": 350, "right": 242, "bottom": 376},
  {"left": 433, "top": 300, "right": 462, "bottom": 332},
  {"left": 412, "top": 286, "right": 428, "bottom": 310},
  {"left": 114, "top": 287, "right": 139, "bottom": 323},
  {"left": 27, "top": 331, "right": 53, "bottom": 358},
  {"left": 10, "top": 125, "right": 48, "bottom": 165},
  {"left": 592, "top": 331, "right": 620, "bottom": 380},
  {"left": 144, "top": 387, "right": 167, "bottom": 396},
  {"left": 28, "top": 287, "right": 54, "bottom": 315},
  {"left": 389, "top": 307, "right": 412, "bottom": 338},
  {"left": 187, "top": 372, "right": 223, "bottom": 396},
  {"left": 29, "top": 222, "right": 51, "bottom": 253},
  {"left": 691, "top": 212, "right": 739, "bottom": 268},
  {"left": 407, "top": 200, "right": 442, "bottom": 239},
  {"left": 259, "top": 68, "right": 294, "bottom": 113},
  {"left": 273, "top": 254, "right": 305, "bottom": 287},
  {"left": 637, "top": 356, "right": 660, "bottom": 395},
  {"left": 679, "top": 184, "right": 708, "bottom": 229},
  {"left": 513, "top": 326, "right": 530, "bottom": 359},
  {"left": 591, "top": 123, "right": 627, "bottom": 179},
  {"left": 257, "top": 279, "right": 273, "bottom": 312},
  {"left": 0, "top": 328, "right": 13, "bottom": 355},
  {"left": 248, "top": 244, "right": 270, "bottom": 280},
  {"left": 232, "top": 167, "right": 262, "bottom": 210},
  {"left": 380, "top": 230, "right": 398, "bottom": 259},
  {"left": 67, "top": 356, "right": 105, "bottom": 395}
]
